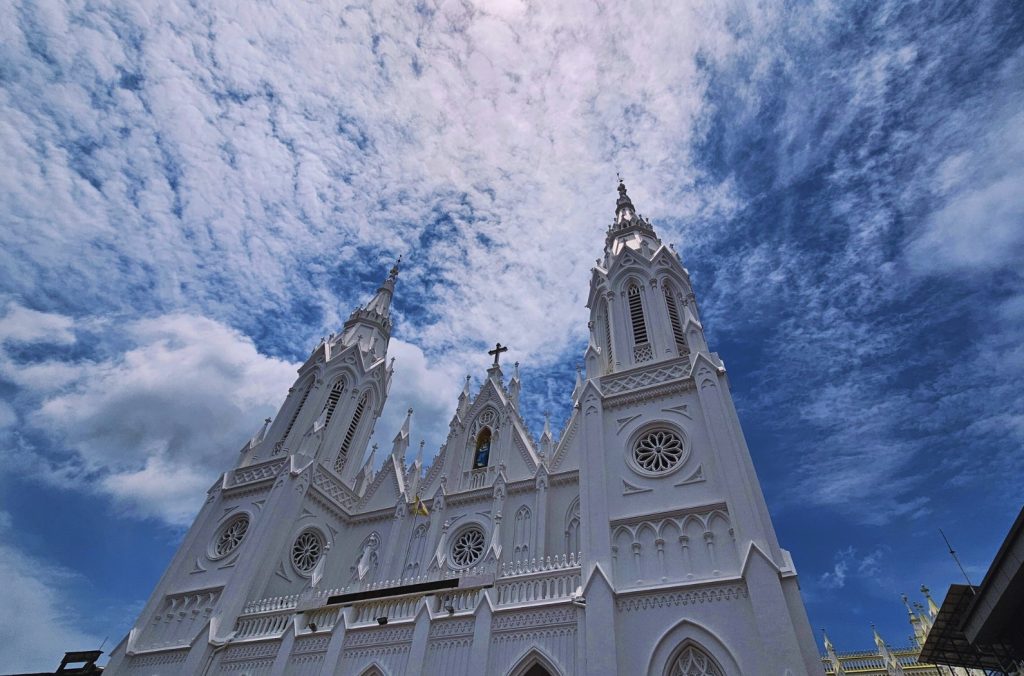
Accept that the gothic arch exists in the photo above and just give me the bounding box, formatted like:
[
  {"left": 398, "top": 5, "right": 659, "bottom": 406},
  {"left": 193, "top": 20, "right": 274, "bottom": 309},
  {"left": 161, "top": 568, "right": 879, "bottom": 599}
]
[
  {"left": 507, "top": 646, "right": 562, "bottom": 676},
  {"left": 646, "top": 619, "right": 741, "bottom": 676},
  {"left": 564, "top": 497, "right": 581, "bottom": 557},
  {"left": 358, "top": 663, "right": 387, "bottom": 676},
  {"left": 512, "top": 505, "right": 532, "bottom": 561},
  {"left": 274, "top": 374, "right": 316, "bottom": 453}
]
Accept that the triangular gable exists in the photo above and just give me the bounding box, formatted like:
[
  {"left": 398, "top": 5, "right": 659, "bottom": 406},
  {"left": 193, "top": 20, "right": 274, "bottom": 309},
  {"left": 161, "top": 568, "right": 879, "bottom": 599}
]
[
  {"left": 357, "top": 455, "right": 406, "bottom": 512},
  {"left": 549, "top": 410, "right": 580, "bottom": 472}
]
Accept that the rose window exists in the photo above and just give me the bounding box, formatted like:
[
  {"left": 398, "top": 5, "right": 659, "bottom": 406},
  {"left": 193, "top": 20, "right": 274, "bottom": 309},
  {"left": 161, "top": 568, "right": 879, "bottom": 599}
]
[
  {"left": 450, "top": 526, "right": 486, "bottom": 568},
  {"left": 291, "top": 530, "right": 324, "bottom": 574},
  {"left": 212, "top": 515, "right": 249, "bottom": 558},
  {"left": 633, "top": 429, "right": 685, "bottom": 474}
]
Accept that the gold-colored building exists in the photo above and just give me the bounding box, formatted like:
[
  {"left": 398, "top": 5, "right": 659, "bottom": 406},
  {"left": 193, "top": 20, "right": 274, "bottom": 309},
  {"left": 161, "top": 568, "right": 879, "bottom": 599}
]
[{"left": 822, "top": 587, "right": 986, "bottom": 675}]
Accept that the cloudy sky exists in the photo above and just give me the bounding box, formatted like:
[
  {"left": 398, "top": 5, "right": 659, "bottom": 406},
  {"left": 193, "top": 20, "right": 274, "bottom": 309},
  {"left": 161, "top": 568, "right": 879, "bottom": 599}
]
[{"left": 1, "top": 0, "right": 1022, "bottom": 669}]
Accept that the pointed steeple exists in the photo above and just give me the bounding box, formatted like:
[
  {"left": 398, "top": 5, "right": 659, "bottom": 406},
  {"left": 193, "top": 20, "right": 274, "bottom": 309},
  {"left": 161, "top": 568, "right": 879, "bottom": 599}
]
[
  {"left": 338, "top": 258, "right": 401, "bottom": 358},
  {"left": 508, "top": 361, "right": 521, "bottom": 408},
  {"left": 615, "top": 178, "right": 636, "bottom": 224},
  {"left": 539, "top": 410, "right": 554, "bottom": 459},
  {"left": 392, "top": 407, "right": 413, "bottom": 459},
  {"left": 457, "top": 375, "right": 472, "bottom": 419},
  {"left": 921, "top": 585, "right": 939, "bottom": 618},
  {"left": 571, "top": 363, "right": 584, "bottom": 402},
  {"left": 822, "top": 630, "right": 844, "bottom": 675}
]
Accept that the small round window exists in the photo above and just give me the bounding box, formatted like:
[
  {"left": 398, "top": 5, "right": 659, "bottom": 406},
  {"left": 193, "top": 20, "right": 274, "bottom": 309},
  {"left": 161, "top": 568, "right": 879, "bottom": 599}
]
[
  {"left": 211, "top": 515, "right": 249, "bottom": 559},
  {"left": 631, "top": 428, "right": 687, "bottom": 475},
  {"left": 291, "top": 530, "right": 324, "bottom": 575},
  {"left": 449, "top": 525, "right": 486, "bottom": 568}
]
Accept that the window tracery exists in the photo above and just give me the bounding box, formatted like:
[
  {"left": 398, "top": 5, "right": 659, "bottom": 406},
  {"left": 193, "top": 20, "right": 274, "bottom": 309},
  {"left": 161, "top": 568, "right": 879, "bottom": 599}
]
[
  {"left": 512, "top": 506, "right": 532, "bottom": 561},
  {"left": 668, "top": 645, "right": 724, "bottom": 676},
  {"left": 211, "top": 515, "right": 249, "bottom": 559},
  {"left": 291, "top": 529, "right": 324, "bottom": 575},
  {"left": 450, "top": 525, "right": 486, "bottom": 568},
  {"left": 633, "top": 428, "right": 686, "bottom": 474}
]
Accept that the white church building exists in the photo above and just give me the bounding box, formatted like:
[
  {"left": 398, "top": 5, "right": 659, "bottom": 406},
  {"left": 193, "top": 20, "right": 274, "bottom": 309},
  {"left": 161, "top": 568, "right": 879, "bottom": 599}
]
[{"left": 106, "top": 183, "right": 821, "bottom": 675}]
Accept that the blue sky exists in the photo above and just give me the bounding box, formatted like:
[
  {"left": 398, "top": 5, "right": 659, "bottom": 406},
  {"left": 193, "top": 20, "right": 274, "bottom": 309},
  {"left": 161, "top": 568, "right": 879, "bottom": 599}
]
[{"left": 1, "top": 0, "right": 1022, "bottom": 670}]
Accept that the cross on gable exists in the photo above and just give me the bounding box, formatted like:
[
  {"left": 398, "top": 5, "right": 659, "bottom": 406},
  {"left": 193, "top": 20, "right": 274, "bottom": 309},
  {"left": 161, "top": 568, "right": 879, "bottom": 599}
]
[{"left": 487, "top": 342, "right": 509, "bottom": 366}]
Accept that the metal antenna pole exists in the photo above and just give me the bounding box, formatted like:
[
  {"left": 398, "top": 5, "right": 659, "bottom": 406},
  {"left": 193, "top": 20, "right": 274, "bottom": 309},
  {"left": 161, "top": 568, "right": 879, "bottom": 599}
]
[{"left": 939, "top": 528, "right": 975, "bottom": 593}]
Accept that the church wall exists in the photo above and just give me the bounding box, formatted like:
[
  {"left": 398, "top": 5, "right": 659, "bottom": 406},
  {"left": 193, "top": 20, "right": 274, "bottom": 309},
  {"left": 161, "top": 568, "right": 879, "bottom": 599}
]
[
  {"left": 545, "top": 483, "right": 580, "bottom": 559},
  {"left": 487, "top": 607, "right": 579, "bottom": 676},
  {"left": 612, "top": 583, "right": 760, "bottom": 675},
  {"left": 336, "top": 626, "right": 414, "bottom": 675},
  {"left": 423, "top": 618, "right": 475, "bottom": 676}
]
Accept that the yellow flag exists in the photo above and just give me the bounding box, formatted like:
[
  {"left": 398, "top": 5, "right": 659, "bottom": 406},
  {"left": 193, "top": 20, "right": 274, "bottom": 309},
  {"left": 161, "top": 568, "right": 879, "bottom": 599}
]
[{"left": 413, "top": 496, "right": 430, "bottom": 517}]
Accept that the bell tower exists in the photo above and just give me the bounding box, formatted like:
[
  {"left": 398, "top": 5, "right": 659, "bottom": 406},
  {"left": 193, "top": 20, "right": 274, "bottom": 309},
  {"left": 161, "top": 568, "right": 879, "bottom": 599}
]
[{"left": 575, "top": 181, "right": 821, "bottom": 675}]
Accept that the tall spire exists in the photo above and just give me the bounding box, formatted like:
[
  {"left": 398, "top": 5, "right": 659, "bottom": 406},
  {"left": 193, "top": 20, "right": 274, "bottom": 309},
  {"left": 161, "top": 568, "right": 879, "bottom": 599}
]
[
  {"left": 338, "top": 257, "right": 401, "bottom": 358},
  {"left": 615, "top": 178, "right": 636, "bottom": 224}
]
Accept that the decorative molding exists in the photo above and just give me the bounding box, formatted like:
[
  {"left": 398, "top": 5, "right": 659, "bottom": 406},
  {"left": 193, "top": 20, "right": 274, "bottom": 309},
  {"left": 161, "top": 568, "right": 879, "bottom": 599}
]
[
  {"left": 428, "top": 618, "right": 475, "bottom": 638},
  {"left": 491, "top": 606, "right": 577, "bottom": 632},
  {"left": 127, "top": 648, "right": 189, "bottom": 667},
  {"left": 344, "top": 626, "right": 415, "bottom": 648},
  {"left": 674, "top": 464, "right": 705, "bottom": 486},
  {"left": 225, "top": 458, "right": 288, "bottom": 491},
  {"left": 616, "top": 583, "right": 747, "bottom": 612},
  {"left": 604, "top": 379, "right": 694, "bottom": 410},
  {"left": 622, "top": 479, "right": 653, "bottom": 495},
  {"left": 222, "top": 640, "right": 280, "bottom": 662},
  {"left": 311, "top": 466, "right": 359, "bottom": 510},
  {"left": 601, "top": 359, "right": 689, "bottom": 395},
  {"left": 616, "top": 413, "right": 642, "bottom": 435},
  {"left": 292, "top": 635, "right": 330, "bottom": 655},
  {"left": 661, "top": 404, "right": 691, "bottom": 419}
]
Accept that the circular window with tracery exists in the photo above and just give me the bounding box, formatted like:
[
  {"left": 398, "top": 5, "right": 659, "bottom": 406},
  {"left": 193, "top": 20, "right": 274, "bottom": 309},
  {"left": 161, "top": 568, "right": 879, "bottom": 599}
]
[
  {"left": 211, "top": 515, "right": 249, "bottom": 559},
  {"left": 291, "top": 530, "right": 324, "bottom": 575},
  {"left": 450, "top": 526, "right": 486, "bottom": 568},
  {"left": 632, "top": 428, "right": 687, "bottom": 475}
]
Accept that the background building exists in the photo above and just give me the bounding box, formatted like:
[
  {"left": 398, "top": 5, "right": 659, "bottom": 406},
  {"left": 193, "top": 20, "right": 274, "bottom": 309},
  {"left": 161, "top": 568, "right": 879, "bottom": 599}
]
[
  {"left": 105, "top": 184, "right": 820, "bottom": 675},
  {"left": 822, "top": 588, "right": 985, "bottom": 676}
]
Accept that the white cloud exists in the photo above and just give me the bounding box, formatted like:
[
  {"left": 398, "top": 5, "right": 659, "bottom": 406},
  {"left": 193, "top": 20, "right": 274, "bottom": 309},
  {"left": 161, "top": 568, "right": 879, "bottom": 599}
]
[
  {"left": 907, "top": 111, "right": 1024, "bottom": 273},
  {"left": 0, "top": 512, "right": 103, "bottom": 673},
  {"left": 818, "top": 546, "right": 888, "bottom": 590},
  {"left": 0, "top": 305, "right": 298, "bottom": 525},
  {"left": 0, "top": 301, "right": 76, "bottom": 345}
]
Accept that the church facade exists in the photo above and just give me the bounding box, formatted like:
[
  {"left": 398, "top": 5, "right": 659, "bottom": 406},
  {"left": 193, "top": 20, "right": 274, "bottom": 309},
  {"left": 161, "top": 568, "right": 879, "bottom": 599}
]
[{"left": 106, "top": 183, "right": 821, "bottom": 675}]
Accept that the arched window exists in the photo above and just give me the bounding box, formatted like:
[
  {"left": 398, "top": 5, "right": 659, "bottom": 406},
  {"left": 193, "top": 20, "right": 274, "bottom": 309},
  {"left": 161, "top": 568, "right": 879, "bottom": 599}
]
[
  {"left": 602, "top": 299, "right": 614, "bottom": 369},
  {"left": 513, "top": 506, "right": 532, "bottom": 561},
  {"left": 664, "top": 283, "right": 689, "bottom": 357},
  {"left": 565, "top": 497, "right": 580, "bottom": 557},
  {"left": 473, "top": 428, "right": 491, "bottom": 469},
  {"left": 668, "top": 644, "right": 724, "bottom": 676},
  {"left": 628, "top": 282, "right": 648, "bottom": 344},
  {"left": 275, "top": 378, "right": 314, "bottom": 453},
  {"left": 335, "top": 392, "right": 369, "bottom": 473},
  {"left": 403, "top": 523, "right": 428, "bottom": 578},
  {"left": 321, "top": 378, "right": 346, "bottom": 427}
]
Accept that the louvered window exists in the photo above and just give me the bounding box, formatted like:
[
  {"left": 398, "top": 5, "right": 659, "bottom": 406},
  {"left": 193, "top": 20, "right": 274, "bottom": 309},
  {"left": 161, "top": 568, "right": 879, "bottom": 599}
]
[
  {"left": 335, "top": 392, "right": 368, "bottom": 473},
  {"left": 603, "top": 300, "right": 614, "bottom": 369},
  {"left": 664, "top": 285, "right": 688, "bottom": 355},
  {"left": 628, "top": 283, "right": 648, "bottom": 344},
  {"left": 275, "top": 379, "right": 313, "bottom": 454},
  {"left": 322, "top": 380, "right": 345, "bottom": 427}
]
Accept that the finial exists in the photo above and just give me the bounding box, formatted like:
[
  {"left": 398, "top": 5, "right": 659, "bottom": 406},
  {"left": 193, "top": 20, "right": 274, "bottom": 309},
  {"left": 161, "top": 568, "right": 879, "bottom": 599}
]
[
  {"left": 389, "top": 254, "right": 402, "bottom": 279},
  {"left": 488, "top": 342, "right": 509, "bottom": 366},
  {"left": 264, "top": 417, "right": 272, "bottom": 424}
]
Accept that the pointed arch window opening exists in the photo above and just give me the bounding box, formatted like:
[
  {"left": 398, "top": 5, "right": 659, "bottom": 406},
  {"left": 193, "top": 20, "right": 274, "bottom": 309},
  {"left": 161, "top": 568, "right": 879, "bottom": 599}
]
[
  {"left": 663, "top": 285, "right": 689, "bottom": 358},
  {"left": 602, "top": 299, "right": 614, "bottom": 370},
  {"left": 335, "top": 392, "right": 369, "bottom": 474},
  {"left": 276, "top": 378, "right": 313, "bottom": 453},
  {"left": 513, "top": 506, "right": 532, "bottom": 562},
  {"left": 628, "top": 283, "right": 652, "bottom": 363},
  {"left": 473, "top": 427, "right": 492, "bottom": 469},
  {"left": 668, "top": 644, "right": 724, "bottom": 676},
  {"left": 321, "top": 379, "right": 346, "bottom": 427}
]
